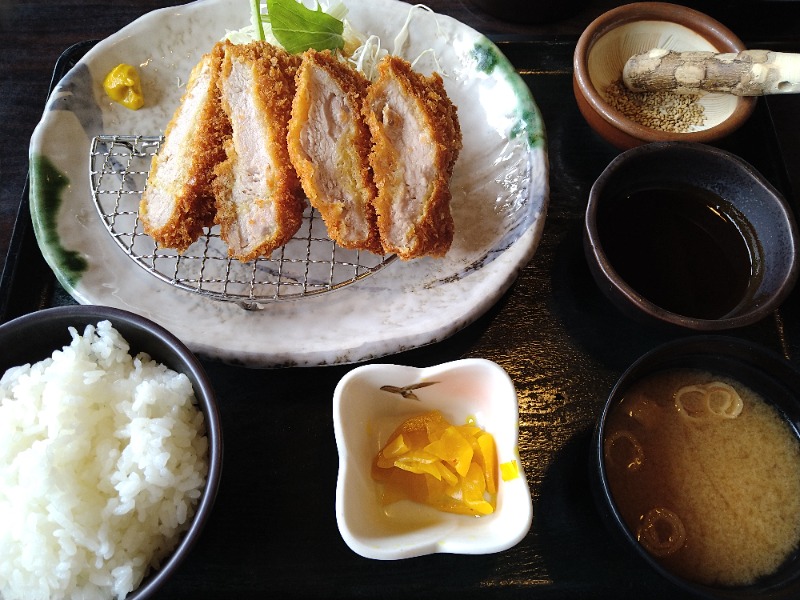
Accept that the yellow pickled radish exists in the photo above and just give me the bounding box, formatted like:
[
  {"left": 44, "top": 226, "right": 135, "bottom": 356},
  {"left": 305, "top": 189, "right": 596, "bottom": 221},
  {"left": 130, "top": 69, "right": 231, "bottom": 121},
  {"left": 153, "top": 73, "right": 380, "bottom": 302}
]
[
  {"left": 462, "top": 463, "right": 494, "bottom": 515},
  {"left": 394, "top": 450, "right": 442, "bottom": 479},
  {"left": 436, "top": 462, "right": 459, "bottom": 486},
  {"left": 372, "top": 410, "right": 500, "bottom": 516},
  {"left": 500, "top": 459, "right": 520, "bottom": 481},
  {"left": 383, "top": 468, "right": 427, "bottom": 505},
  {"left": 476, "top": 432, "right": 498, "bottom": 494},
  {"left": 457, "top": 424, "right": 483, "bottom": 438},
  {"left": 424, "top": 426, "right": 473, "bottom": 477},
  {"left": 375, "top": 433, "right": 408, "bottom": 468}
]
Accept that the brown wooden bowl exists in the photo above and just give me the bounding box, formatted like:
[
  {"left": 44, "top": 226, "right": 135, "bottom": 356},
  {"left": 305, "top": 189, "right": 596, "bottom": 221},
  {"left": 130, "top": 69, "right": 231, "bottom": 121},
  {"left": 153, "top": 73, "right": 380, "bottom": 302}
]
[{"left": 573, "top": 2, "right": 756, "bottom": 149}]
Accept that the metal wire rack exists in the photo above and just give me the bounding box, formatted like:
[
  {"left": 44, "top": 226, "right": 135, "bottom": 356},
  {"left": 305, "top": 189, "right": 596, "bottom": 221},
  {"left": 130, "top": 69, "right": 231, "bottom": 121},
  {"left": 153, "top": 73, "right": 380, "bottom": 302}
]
[{"left": 89, "top": 135, "right": 395, "bottom": 308}]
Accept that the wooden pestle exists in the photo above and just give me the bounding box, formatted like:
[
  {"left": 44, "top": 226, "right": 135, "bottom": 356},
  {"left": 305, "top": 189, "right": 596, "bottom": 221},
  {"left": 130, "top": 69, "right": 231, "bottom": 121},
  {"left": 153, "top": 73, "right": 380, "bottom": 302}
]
[{"left": 622, "top": 48, "right": 800, "bottom": 96}]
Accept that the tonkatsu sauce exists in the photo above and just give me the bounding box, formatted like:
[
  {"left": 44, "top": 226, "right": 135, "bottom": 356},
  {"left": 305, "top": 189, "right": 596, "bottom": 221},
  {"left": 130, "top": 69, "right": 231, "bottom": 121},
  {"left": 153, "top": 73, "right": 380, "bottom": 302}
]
[{"left": 597, "top": 186, "right": 755, "bottom": 320}]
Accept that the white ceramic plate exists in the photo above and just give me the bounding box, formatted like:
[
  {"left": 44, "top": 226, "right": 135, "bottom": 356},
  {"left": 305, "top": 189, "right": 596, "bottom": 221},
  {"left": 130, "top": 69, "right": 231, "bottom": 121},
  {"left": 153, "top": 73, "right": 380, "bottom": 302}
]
[
  {"left": 28, "top": 0, "right": 548, "bottom": 367},
  {"left": 333, "top": 359, "right": 532, "bottom": 560}
]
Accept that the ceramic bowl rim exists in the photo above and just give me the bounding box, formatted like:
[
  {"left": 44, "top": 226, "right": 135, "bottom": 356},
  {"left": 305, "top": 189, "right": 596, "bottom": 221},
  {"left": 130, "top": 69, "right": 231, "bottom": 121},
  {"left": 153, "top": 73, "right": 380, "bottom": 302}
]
[
  {"left": 584, "top": 141, "right": 800, "bottom": 330},
  {"left": 573, "top": 1, "right": 757, "bottom": 145},
  {"left": 591, "top": 334, "right": 800, "bottom": 598},
  {"left": 0, "top": 305, "right": 223, "bottom": 600}
]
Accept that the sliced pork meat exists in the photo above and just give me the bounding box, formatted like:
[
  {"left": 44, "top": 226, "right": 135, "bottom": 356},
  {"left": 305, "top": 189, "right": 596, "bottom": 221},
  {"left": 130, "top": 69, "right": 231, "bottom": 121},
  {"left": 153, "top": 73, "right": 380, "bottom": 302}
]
[
  {"left": 288, "top": 50, "right": 382, "bottom": 254},
  {"left": 364, "top": 55, "right": 462, "bottom": 259},
  {"left": 139, "top": 43, "right": 230, "bottom": 252},
  {"left": 213, "top": 41, "right": 305, "bottom": 262}
]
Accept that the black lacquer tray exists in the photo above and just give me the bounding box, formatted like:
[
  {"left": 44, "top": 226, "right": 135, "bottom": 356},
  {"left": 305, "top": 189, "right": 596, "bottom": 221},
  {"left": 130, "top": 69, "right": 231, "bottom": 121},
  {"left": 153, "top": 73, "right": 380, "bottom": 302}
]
[{"left": 3, "top": 36, "right": 800, "bottom": 599}]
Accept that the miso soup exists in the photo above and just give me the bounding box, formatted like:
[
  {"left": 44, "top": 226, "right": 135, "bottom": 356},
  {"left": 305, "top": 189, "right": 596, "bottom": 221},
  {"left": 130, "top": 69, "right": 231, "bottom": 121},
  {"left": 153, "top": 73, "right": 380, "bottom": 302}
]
[{"left": 604, "top": 368, "right": 800, "bottom": 586}]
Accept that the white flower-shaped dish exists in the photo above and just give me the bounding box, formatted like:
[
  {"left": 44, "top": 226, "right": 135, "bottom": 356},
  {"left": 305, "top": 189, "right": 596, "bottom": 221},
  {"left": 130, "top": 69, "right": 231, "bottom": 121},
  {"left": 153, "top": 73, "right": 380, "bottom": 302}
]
[
  {"left": 28, "top": 0, "right": 548, "bottom": 367},
  {"left": 333, "top": 359, "right": 532, "bottom": 560}
]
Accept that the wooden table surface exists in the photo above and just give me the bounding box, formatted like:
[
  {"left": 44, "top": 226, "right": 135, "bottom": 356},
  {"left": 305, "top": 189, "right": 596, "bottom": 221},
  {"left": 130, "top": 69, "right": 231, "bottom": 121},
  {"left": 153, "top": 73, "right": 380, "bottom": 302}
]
[{"left": 3, "top": 1, "right": 800, "bottom": 599}]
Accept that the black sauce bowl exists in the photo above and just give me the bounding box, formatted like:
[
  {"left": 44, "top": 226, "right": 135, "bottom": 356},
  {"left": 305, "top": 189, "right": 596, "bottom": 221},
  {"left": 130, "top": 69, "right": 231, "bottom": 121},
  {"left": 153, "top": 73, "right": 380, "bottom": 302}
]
[
  {"left": 584, "top": 141, "right": 799, "bottom": 330},
  {"left": 0, "top": 305, "right": 223, "bottom": 600},
  {"left": 590, "top": 335, "right": 800, "bottom": 599}
]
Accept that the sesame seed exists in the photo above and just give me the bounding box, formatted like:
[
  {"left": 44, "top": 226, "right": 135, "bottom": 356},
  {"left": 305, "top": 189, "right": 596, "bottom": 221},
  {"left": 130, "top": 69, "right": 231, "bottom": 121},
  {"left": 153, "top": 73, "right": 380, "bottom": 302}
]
[{"left": 604, "top": 79, "right": 706, "bottom": 133}]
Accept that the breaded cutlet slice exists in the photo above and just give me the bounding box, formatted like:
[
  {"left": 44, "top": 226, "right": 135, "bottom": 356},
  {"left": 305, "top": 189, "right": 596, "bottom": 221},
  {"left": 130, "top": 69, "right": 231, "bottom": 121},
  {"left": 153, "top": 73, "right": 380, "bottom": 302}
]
[
  {"left": 287, "top": 49, "right": 382, "bottom": 254},
  {"left": 139, "top": 43, "right": 230, "bottom": 252},
  {"left": 213, "top": 41, "right": 305, "bottom": 262},
  {"left": 364, "top": 55, "right": 462, "bottom": 260}
]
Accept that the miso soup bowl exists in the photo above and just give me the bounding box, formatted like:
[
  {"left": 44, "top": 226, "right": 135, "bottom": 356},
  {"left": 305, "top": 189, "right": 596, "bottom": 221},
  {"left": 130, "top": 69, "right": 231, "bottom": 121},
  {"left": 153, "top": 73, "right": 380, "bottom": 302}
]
[
  {"left": 591, "top": 335, "right": 800, "bottom": 599},
  {"left": 584, "top": 141, "right": 799, "bottom": 331}
]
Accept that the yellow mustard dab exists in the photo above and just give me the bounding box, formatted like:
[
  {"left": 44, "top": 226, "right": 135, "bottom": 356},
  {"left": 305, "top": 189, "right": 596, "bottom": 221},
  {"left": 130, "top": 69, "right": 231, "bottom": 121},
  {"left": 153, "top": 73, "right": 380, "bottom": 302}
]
[
  {"left": 103, "top": 64, "right": 144, "bottom": 110},
  {"left": 372, "top": 410, "right": 501, "bottom": 516}
]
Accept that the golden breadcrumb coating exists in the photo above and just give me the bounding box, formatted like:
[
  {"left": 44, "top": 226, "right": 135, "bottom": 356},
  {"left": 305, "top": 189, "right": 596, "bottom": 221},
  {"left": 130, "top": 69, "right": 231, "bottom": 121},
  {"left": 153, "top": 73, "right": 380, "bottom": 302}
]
[
  {"left": 139, "top": 43, "right": 230, "bottom": 252},
  {"left": 288, "top": 49, "right": 382, "bottom": 254},
  {"left": 364, "top": 55, "right": 462, "bottom": 259},
  {"left": 213, "top": 41, "right": 305, "bottom": 262}
]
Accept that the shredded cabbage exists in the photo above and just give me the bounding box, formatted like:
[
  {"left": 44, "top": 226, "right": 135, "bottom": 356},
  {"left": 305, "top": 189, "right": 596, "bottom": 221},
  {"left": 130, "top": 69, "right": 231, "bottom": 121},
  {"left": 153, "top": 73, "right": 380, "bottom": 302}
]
[{"left": 348, "top": 35, "right": 387, "bottom": 81}]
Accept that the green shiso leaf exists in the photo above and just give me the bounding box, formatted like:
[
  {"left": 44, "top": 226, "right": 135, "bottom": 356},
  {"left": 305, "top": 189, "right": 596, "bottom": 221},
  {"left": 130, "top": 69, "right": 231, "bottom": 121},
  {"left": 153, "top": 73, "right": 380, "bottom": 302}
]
[{"left": 266, "top": 0, "right": 344, "bottom": 54}]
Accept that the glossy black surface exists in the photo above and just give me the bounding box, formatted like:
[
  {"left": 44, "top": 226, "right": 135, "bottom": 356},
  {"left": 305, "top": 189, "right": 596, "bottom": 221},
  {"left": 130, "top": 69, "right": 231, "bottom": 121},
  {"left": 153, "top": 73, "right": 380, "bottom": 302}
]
[
  {"left": 3, "top": 31, "right": 800, "bottom": 600},
  {"left": 585, "top": 142, "right": 799, "bottom": 330}
]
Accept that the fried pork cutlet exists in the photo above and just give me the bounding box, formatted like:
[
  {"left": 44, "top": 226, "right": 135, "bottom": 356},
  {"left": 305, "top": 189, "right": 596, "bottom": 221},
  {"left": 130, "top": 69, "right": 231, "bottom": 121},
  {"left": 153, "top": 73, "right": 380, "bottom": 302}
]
[
  {"left": 214, "top": 41, "right": 305, "bottom": 262},
  {"left": 287, "top": 50, "right": 382, "bottom": 254},
  {"left": 364, "top": 56, "right": 462, "bottom": 260},
  {"left": 139, "top": 43, "right": 230, "bottom": 252}
]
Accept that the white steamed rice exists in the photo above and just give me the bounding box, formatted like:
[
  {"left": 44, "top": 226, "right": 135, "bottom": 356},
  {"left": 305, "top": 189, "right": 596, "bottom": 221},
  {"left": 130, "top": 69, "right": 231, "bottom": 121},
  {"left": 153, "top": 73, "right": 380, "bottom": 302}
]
[{"left": 0, "top": 320, "right": 209, "bottom": 600}]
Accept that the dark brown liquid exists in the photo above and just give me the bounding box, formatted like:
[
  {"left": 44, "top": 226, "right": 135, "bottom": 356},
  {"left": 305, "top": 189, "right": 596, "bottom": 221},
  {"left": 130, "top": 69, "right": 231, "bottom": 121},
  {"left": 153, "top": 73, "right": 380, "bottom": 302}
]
[{"left": 598, "top": 186, "right": 754, "bottom": 319}]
